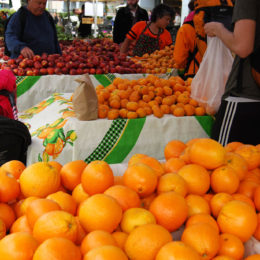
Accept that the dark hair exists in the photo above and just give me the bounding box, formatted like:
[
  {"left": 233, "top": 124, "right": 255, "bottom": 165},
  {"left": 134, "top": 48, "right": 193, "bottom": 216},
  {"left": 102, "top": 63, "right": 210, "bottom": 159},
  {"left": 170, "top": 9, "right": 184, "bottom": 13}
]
[
  {"left": 188, "top": 0, "right": 195, "bottom": 11},
  {"left": 150, "top": 4, "right": 175, "bottom": 23}
]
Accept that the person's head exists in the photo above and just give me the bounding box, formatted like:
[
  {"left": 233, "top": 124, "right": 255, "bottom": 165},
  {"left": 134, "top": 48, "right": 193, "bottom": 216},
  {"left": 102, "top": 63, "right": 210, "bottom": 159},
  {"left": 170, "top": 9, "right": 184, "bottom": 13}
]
[
  {"left": 127, "top": 0, "right": 139, "bottom": 11},
  {"left": 27, "top": 0, "right": 47, "bottom": 16},
  {"left": 188, "top": 0, "right": 195, "bottom": 11},
  {"left": 151, "top": 4, "right": 175, "bottom": 29}
]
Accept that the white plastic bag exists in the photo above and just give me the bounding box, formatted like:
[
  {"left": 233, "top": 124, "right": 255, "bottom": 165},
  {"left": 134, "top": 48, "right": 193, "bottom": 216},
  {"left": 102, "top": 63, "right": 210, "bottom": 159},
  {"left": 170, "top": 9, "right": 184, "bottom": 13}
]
[{"left": 191, "top": 36, "right": 234, "bottom": 115}]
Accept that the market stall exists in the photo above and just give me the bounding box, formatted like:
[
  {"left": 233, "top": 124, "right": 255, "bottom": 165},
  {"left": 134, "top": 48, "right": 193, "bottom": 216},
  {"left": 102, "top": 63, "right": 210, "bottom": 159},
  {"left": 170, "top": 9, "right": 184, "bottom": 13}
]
[{"left": 17, "top": 74, "right": 214, "bottom": 165}]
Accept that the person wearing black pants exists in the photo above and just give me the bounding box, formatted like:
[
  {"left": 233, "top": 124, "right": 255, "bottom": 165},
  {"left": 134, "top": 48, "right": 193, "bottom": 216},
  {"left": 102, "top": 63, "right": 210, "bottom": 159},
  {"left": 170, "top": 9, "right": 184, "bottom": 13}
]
[{"left": 204, "top": 0, "right": 260, "bottom": 145}]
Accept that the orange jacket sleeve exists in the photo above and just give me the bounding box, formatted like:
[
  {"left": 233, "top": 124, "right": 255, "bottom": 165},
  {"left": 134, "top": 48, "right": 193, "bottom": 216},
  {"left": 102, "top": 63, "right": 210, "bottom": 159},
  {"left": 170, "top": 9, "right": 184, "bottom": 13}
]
[{"left": 173, "top": 24, "right": 196, "bottom": 69}]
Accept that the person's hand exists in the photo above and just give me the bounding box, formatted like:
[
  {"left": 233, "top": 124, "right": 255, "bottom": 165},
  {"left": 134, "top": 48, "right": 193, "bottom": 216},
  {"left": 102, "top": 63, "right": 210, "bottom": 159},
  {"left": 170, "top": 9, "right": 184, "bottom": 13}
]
[
  {"left": 20, "top": 47, "right": 35, "bottom": 59},
  {"left": 204, "top": 22, "right": 224, "bottom": 37}
]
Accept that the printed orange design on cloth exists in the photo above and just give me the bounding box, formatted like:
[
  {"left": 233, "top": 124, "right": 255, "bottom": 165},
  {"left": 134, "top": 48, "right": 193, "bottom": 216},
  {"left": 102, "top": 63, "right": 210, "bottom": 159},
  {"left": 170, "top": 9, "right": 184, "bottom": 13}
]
[{"left": 127, "top": 21, "right": 172, "bottom": 55}]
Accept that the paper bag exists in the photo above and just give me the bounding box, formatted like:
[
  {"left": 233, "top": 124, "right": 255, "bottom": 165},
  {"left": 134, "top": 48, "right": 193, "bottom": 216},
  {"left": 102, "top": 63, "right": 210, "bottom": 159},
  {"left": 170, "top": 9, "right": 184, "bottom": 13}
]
[{"left": 72, "top": 74, "right": 98, "bottom": 120}]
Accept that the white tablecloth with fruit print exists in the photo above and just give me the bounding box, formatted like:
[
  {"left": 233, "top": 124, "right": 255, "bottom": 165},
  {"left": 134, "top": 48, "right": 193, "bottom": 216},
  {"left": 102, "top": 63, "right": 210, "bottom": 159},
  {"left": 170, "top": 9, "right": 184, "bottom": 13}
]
[{"left": 16, "top": 74, "right": 214, "bottom": 166}]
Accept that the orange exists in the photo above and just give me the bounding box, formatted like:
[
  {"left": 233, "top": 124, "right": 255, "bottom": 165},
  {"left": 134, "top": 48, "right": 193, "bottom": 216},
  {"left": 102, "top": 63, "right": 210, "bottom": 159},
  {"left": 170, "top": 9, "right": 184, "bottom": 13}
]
[
  {"left": 157, "top": 173, "right": 188, "bottom": 197},
  {"left": 128, "top": 155, "right": 164, "bottom": 177},
  {"left": 186, "top": 213, "right": 219, "bottom": 233},
  {"left": 33, "top": 237, "right": 82, "bottom": 260},
  {"left": 10, "top": 215, "right": 32, "bottom": 234},
  {"left": 0, "top": 160, "right": 26, "bottom": 179},
  {"left": 184, "top": 104, "right": 195, "bottom": 116},
  {"left": 185, "top": 194, "right": 211, "bottom": 217},
  {"left": 188, "top": 138, "right": 226, "bottom": 170},
  {"left": 19, "top": 162, "right": 60, "bottom": 198},
  {"left": 124, "top": 224, "right": 172, "bottom": 260},
  {"left": 155, "top": 241, "right": 201, "bottom": 260},
  {"left": 210, "top": 193, "right": 233, "bottom": 218},
  {"left": 0, "top": 168, "right": 20, "bottom": 203},
  {"left": 48, "top": 161, "right": 63, "bottom": 173},
  {"left": 218, "top": 233, "right": 244, "bottom": 260},
  {"left": 72, "top": 183, "right": 89, "bottom": 205},
  {"left": 224, "top": 152, "right": 248, "bottom": 181},
  {"left": 237, "top": 180, "right": 259, "bottom": 199},
  {"left": 60, "top": 160, "right": 87, "bottom": 191},
  {"left": 25, "top": 198, "right": 61, "bottom": 228},
  {"left": 235, "top": 144, "right": 260, "bottom": 170},
  {"left": 81, "top": 160, "right": 114, "bottom": 195},
  {"left": 164, "top": 157, "right": 186, "bottom": 173},
  {"left": 120, "top": 207, "right": 156, "bottom": 234},
  {"left": 244, "top": 169, "right": 260, "bottom": 184},
  {"left": 98, "top": 104, "right": 109, "bottom": 118},
  {"left": 80, "top": 230, "right": 117, "bottom": 255},
  {"left": 75, "top": 216, "right": 87, "bottom": 245},
  {"left": 78, "top": 194, "right": 122, "bottom": 233},
  {"left": 33, "top": 210, "right": 78, "bottom": 243},
  {"left": 107, "top": 109, "right": 119, "bottom": 120},
  {"left": 112, "top": 231, "right": 128, "bottom": 250},
  {"left": 254, "top": 186, "right": 260, "bottom": 211},
  {"left": 104, "top": 185, "right": 141, "bottom": 211},
  {"left": 195, "top": 106, "right": 206, "bottom": 116},
  {"left": 0, "top": 232, "right": 38, "bottom": 260},
  {"left": 12, "top": 196, "right": 38, "bottom": 218},
  {"left": 0, "top": 202, "right": 16, "bottom": 230},
  {"left": 164, "top": 140, "right": 187, "bottom": 160},
  {"left": 181, "top": 223, "right": 220, "bottom": 260},
  {"left": 149, "top": 191, "right": 188, "bottom": 232},
  {"left": 232, "top": 193, "right": 255, "bottom": 209},
  {"left": 128, "top": 153, "right": 147, "bottom": 166},
  {"left": 84, "top": 245, "right": 128, "bottom": 260},
  {"left": 225, "top": 141, "right": 243, "bottom": 152},
  {"left": 177, "top": 164, "right": 210, "bottom": 195},
  {"left": 123, "top": 163, "right": 158, "bottom": 198},
  {"left": 211, "top": 166, "right": 240, "bottom": 194},
  {"left": 217, "top": 200, "right": 258, "bottom": 242}
]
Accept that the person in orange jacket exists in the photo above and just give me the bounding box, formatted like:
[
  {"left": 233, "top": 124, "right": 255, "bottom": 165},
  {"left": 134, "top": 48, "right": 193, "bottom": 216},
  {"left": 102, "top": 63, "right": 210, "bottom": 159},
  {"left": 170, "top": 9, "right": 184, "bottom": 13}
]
[{"left": 173, "top": 0, "right": 202, "bottom": 79}]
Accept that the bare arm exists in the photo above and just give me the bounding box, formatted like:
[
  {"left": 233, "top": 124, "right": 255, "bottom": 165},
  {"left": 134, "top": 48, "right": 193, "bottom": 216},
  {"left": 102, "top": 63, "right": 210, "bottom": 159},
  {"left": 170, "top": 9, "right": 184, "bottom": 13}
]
[
  {"left": 120, "top": 38, "right": 133, "bottom": 54},
  {"left": 204, "top": 19, "right": 256, "bottom": 58}
]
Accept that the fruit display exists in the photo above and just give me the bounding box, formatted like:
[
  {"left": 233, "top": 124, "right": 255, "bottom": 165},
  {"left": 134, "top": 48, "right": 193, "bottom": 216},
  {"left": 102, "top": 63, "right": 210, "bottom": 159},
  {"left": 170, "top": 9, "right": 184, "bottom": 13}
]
[
  {"left": 131, "top": 45, "right": 175, "bottom": 74},
  {"left": 0, "top": 138, "right": 260, "bottom": 259},
  {"left": 96, "top": 74, "right": 206, "bottom": 120},
  {"left": 0, "top": 38, "right": 144, "bottom": 76}
]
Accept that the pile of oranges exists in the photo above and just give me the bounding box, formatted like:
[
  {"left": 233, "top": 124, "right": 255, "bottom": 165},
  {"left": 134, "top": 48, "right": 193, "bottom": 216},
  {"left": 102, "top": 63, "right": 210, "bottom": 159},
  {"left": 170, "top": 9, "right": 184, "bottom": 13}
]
[
  {"left": 131, "top": 45, "right": 175, "bottom": 74},
  {"left": 96, "top": 74, "right": 206, "bottom": 120},
  {"left": 0, "top": 138, "right": 260, "bottom": 259}
]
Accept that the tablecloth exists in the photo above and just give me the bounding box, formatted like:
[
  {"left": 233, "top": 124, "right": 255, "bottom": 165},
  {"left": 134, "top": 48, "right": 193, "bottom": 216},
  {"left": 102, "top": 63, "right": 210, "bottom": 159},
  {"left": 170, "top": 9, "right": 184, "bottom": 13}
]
[{"left": 16, "top": 74, "right": 214, "bottom": 165}]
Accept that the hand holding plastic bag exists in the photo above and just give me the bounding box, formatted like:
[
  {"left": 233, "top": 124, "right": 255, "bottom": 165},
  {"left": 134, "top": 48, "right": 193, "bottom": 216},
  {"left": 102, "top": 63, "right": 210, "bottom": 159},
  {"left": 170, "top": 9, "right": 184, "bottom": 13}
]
[{"left": 191, "top": 36, "right": 234, "bottom": 115}]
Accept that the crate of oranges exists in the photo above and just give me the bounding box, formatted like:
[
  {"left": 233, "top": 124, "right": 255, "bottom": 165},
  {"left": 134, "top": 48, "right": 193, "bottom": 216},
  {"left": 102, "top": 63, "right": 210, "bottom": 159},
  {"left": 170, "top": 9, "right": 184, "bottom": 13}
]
[{"left": 96, "top": 75, "right": 206, "bottom": 120}]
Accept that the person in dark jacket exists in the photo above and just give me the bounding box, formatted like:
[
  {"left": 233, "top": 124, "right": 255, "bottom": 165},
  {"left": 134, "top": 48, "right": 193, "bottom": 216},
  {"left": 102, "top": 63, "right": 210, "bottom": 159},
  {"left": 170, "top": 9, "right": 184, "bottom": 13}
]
[
  {"left": 78, "top": 4, "right": 92, "bottom": 38},
  {"left": 5, "top": 0, "right": 61, "bottom": 59},
  {"left": 113, "top": 0, "right": 149, "bottom": 44}
]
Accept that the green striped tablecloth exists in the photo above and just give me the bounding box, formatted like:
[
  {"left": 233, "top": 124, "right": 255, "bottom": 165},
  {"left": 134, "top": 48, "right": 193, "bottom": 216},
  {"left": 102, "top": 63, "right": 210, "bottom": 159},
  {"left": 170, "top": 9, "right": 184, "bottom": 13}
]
[{"left": 17, "top": 74, "right": 214, "bottom": 165}]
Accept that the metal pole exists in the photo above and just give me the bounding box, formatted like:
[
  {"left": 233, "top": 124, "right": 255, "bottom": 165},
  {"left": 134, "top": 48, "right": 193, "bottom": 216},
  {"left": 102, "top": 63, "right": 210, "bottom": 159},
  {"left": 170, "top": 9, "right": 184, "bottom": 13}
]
[{"left": 93, "top": 0, "right": 98, "bottom": 37}]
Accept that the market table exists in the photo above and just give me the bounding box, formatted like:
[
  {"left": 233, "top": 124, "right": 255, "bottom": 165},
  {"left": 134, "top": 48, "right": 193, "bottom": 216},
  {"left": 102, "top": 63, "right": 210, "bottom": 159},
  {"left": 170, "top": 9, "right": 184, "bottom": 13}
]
[{"left": 16, "top": 74, "right": 214, "bottom": 165}]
